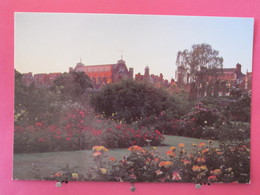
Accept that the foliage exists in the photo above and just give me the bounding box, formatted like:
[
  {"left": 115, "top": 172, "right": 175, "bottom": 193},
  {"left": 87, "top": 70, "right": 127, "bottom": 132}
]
[
  {"left": 90, "top": 79, "right": 177, "bottom": 124},
  {"left": 15, "top": 70, "right": 61, "bottom": 125},
  {"left": 14, "top": 108, "right": 164, "bottom": 153},
  {"left": 86, "top": 142, "right": 250, "bottom": 183},
  {"left": 176, "top": 43, "right": 223, "bottom": 84},
  {"left": 177, "top": 102, "right": 222, "bottom": 138},
  {"left": 201, "top": 121, "right": 250, "bottom": 141},
  {"left": 51, "top": 71, "right": 93, "bottom": 102},
  {"left": 15, "top": 70, "right": 94, "bottom": 126},
  {"left": 228, "top": 90, "right": 251, "bottom": 122}
]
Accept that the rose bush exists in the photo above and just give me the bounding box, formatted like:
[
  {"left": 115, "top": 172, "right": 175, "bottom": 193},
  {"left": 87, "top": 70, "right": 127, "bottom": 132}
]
[
  {"left": 14, "top": 109, "right": 164, "bottom": 153},
  {"left": 86, "top": 142, "right": 249, "bottom": 183}
]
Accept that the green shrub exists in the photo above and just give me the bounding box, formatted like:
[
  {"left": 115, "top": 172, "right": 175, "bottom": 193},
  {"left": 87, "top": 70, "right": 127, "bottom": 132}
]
[{"left": 90, "top": 79, "right": 177, "bottom": 124}]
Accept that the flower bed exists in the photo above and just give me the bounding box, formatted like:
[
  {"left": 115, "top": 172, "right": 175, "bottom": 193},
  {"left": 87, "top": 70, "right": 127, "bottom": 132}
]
[
  {"left": 84, "top": 141, "right": 250, "bottom": 183},
  {"left": 14, "top": 109, "right": 164, "bottom": 153}
]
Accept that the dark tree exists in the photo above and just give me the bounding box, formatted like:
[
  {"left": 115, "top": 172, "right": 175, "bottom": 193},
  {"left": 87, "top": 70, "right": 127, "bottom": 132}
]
[
  {"left": 15, "top": 70, "right": 60, "bottom": 125},
  {"left": 176, "top": 43, "right": 223, "bottom": 83},
  {"left": 90, "top": 79, "right": 175, "bottom": 124},
  {"left": 176, "top": 43, "right": 224, "bottom": 99},
  {"left": 52, "top": 71, "right": 93, "bottom": 101}
]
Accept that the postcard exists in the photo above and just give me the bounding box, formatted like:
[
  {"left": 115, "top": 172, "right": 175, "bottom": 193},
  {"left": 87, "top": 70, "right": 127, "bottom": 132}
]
[{"left": 14, "top": 13, "right": 253, "bottom": 183}]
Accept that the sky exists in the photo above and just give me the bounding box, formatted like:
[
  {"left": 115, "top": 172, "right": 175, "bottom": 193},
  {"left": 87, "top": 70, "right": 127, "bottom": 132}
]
[{"left": 15, "top": 13, "right": 254, "bottom": 80}]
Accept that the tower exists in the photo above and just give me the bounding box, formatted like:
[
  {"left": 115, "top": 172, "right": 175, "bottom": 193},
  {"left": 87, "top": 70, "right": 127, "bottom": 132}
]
[{"left": 144, "top": 66, "right": 150, "bottom": 78}]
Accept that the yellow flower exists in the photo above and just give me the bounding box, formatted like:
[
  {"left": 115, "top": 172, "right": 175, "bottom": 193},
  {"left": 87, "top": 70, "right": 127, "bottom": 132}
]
[
  {"left": 226, "top": 167, "right": 232, "bottom": 172},
  {"left": 178, "top": 143, "right": 185, "bottom": 148},
  {"left": 200, "top": 166, "right": 208, "bottom": 171},
  {"left": 192, "top": 165, "right": 201, "bottom": 172},
  {"left": 92, "top": 146, "right": 109, "bottom": 152},
  {"left": 99, "top": 168, "right": 107, "bottom": 174},
  {"left": 71, "top": 173, "right": 79, "bottom": 179}
]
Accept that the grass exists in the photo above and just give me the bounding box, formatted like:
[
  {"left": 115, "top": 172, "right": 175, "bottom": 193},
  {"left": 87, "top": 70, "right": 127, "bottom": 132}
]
[{"left": 13, "top": 135, "right": 219, "bottom": 180}]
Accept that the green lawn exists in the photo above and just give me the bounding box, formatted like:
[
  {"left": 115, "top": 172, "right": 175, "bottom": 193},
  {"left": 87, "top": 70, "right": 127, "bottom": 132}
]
[{"left": 13, "top": 135, "right": 219, "bottom": 180}]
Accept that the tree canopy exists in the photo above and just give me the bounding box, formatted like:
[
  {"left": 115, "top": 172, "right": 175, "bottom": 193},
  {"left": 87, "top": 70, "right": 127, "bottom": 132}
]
[
  {"left": 90, "top": 79, "right": 176, "bottom": 124},
  {"left": 51, "top": 71, "right": 93, "bottom": 101}
]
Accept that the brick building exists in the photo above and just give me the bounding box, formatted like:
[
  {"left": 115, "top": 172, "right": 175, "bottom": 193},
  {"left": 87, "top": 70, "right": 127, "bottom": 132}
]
[
  {"left": 176, "top": 63, "right": 252, "bottom": 99},
  {"left": 135, "top": 66, "right": 178, "bottom": 93},
  {"left": 70, "top": 59, "right": 134, "bottom": 89},
  {"left": 22, "top": 72, "right": 61, "bottom": 88}
]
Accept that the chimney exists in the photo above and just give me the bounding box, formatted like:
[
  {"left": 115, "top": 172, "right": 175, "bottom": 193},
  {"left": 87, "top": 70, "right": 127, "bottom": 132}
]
[
  {"left": 236, "top": 63, "right": 242, "bottom": 73},
  {"left": 129, "top": 68, "right": 134, "bottom": 79}
]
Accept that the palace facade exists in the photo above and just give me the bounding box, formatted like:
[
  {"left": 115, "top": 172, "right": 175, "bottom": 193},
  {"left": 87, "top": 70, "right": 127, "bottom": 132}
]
[
  {"left": 21, "top": 59, "right": 134, "bottom": 89},
  {"left": 70, "top": 59, "right": 133, "bottom": 89}
]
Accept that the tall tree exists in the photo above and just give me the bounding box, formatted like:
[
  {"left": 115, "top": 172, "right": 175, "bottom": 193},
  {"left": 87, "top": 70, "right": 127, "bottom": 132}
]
[
  {"left": 176, "top": 43, "right": 224, "bottom": 99},
  {"left": 176, "top": 43, "right": 223, "bottom": 84}
]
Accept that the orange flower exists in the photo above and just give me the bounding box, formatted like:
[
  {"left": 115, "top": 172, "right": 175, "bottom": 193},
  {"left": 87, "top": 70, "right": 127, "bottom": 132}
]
[
  {"left": 197, "top": 157, "right": 206, "bottom": 163},
  {"left": 210, "top": 169, "right": 222, "bottom": 176},
  {"left": 192, "top": 165, "right": 201, "bottom": 172},
  {"left": 201, "top": 148, "right": 209, "bottom": 154},
  {"left": 182, "top": 160, "right": 191, "bottom": 165},
  {"left": 198, "top": 142, "right": 206, "bottom": 147},
  {"left": 178, "top": 143, "right": 185, "bottom": 148},
  {"left": 109, "top": 157, "right": 116, "bottom": 162},
  {"left": 159, "top": 161, "right": 173, "bottom": 168},
  {"left": 169, "top": 146, "right": 176, "bottom": 151},
  {"left": 166, "top": 150, "right": 176, "bottom": 157},
  {"left": 128, "top": 145, "right": 144, "bottom": 152}
]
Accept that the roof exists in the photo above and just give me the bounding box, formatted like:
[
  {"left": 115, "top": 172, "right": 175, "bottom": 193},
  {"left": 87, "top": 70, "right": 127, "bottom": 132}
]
[
  {"left": 82, "top": 64, "right": 115, "bottom": 68},
  {"left": 222, "top": 68, "right": 236, "bottom": 73}
]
